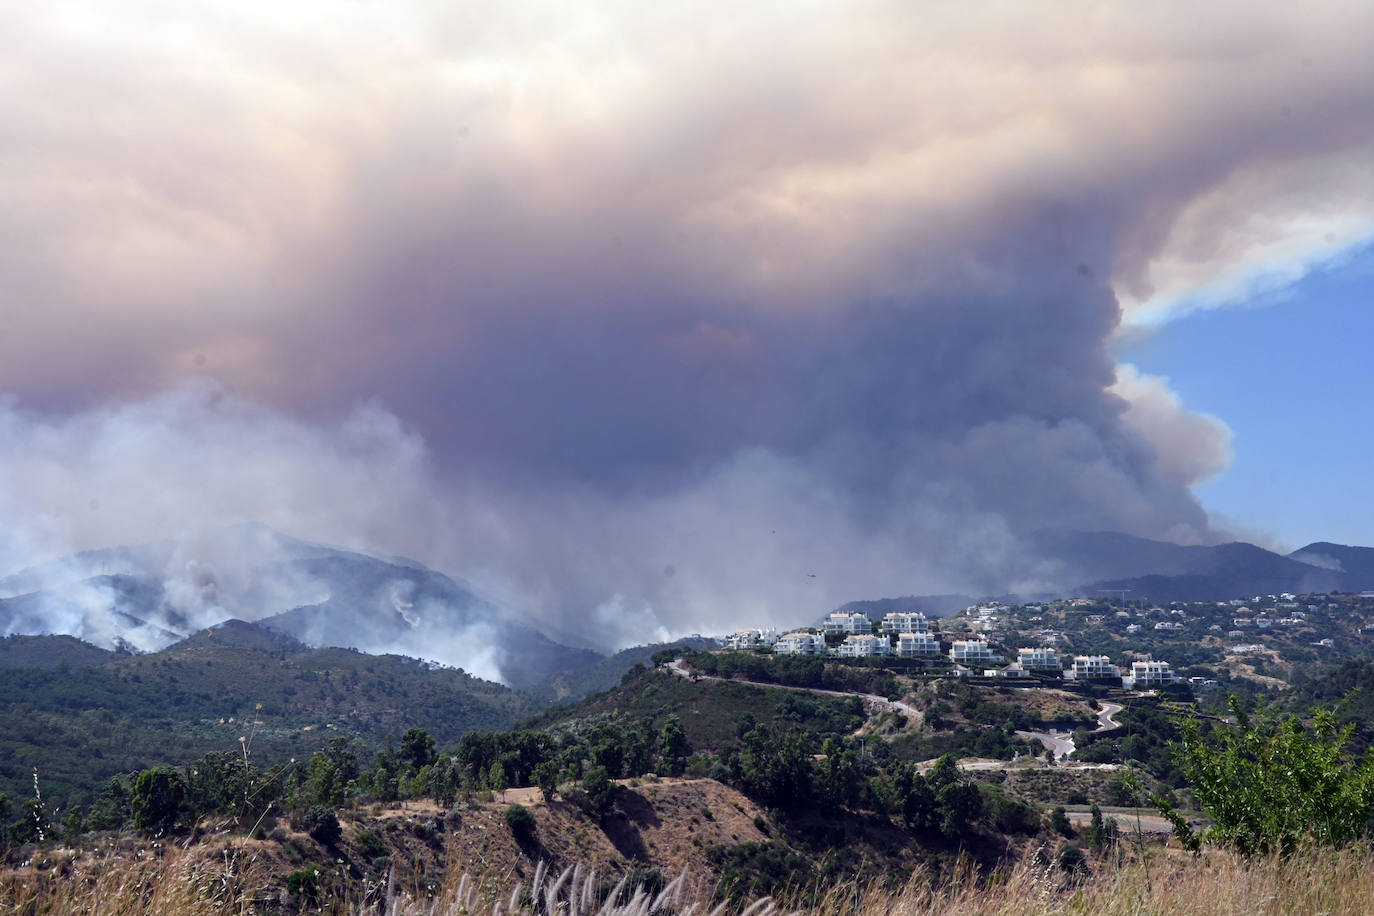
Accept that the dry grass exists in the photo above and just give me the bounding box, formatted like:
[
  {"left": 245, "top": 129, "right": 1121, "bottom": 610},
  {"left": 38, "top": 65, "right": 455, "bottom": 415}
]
[
  {"left": 6, "top": 842, "right": 1374, "bottom": 914},
  {"left": 812, "top": 843, "right": 1374, "bottom": 915}
]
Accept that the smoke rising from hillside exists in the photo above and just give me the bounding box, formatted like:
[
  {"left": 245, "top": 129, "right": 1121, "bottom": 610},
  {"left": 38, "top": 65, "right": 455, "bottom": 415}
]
[{"left": 3, "top": 3, "right": 1374, "bottom": 646}]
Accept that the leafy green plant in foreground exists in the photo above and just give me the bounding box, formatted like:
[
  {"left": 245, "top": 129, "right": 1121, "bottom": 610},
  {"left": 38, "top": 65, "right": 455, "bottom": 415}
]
[{"left": 1162, "top": 696, "right": 1374, "bottom": 855}]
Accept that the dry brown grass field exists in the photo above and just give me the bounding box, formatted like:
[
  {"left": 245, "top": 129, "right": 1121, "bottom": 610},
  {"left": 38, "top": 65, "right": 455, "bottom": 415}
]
[{"left": 6, "top": 836, "right": 1374, "bottom": 915}]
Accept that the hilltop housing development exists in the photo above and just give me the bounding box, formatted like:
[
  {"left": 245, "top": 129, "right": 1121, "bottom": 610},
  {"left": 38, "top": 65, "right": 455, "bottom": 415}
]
[
  {"left": 725, "top": 606, "right": 1188, "bottom": 691},
  {"left": 716, "top": 589, "right": 1374, "bottom": 695}
]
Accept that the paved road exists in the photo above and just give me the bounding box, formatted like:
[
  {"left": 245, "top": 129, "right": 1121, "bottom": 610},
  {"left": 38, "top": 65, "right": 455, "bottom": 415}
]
[
  {"left": 665, "top": 658, "right": 923, "bottom": 722},
  {"left": 1066, "top": 809, "right": 1173, "bottom": 835},
  {"left": 1017, "top": 701, "right": 1124, "bottom": 761}
]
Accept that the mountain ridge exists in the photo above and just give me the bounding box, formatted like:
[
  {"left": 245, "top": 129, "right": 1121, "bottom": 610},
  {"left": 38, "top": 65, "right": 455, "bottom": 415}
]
[{"left": 0, "top": 524, "right": 599, "bottom": 687}]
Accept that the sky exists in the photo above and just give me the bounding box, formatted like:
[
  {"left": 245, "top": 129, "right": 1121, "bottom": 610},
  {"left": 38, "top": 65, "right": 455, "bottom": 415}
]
[{"left": 2, "top": 1, "right": 1374, "bottom": 646}]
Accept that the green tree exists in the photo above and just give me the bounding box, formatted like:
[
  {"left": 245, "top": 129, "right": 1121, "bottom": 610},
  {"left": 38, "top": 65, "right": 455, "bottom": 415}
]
[
  {"left": 86, "top": 775, "right": 133, "bottom": 831},
  {"left": 399, "top": 728, "right": 438, "bottom": 773},
  {"left": 534, "top": 761, "right": 560, "bottom": 801},
  {"left": 301, "top": 739, "right": 360, "bottom": 809},
  {"left": 580, "top": 764, "right": 614, "bottom": 814},
  {"left": 370, "top": 749, "right": 399, "bottom": 802},
  {"left": 131, "top": 767, "right": 187, "bottom": 835},
  {"left": 927, "top": 754, "right": 982, "bottom": 837},
  {"left": 658, "top": 715, "right": 691, "bottom": 776},
  {"left": 1163, "top": 698, "right": 1374, "bottom": 855},
  {"left": 430, "top": 756, "right": 460, "bottom": 808},
  {"left": 489, "top": 761, "right": 508, "bottom": 801}
]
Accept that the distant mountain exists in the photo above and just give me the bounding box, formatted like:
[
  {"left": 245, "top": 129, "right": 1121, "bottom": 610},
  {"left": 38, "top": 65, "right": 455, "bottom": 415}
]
[
  {"left": 837, "top": 531, "right": 1374, "bottom": 614},
  {"left": 1031, "top": 529, "right": 1349, "bottom": 602},
  {"left": 0, "top": 523, "right": 599, "bottom": 687},
  {"left": 1289, "top": 543, "right": 1374, "bottom": 590}
]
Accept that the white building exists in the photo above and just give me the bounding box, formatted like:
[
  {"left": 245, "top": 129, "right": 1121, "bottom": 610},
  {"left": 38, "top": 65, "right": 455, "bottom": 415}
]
[
  {"left": 836, "top": 634, "right": 892, "bottom": 658},
  {"left": 1017, "top": 647, "right": 1061, "bottom": 670},
  {"left": 824, "top": 612, "right": 873, "bottom": 635},
  {"left": 881, "top": 611, "right": 930, "bottom": 634},
  {"left": 1067, "top": 655, "right": 1119, "bottom": 681},
  {"left": 1128, "top": 659, "right": 1179, "bottom": 689},
  {"left": 949, "top": 639, "right": 1002, "bottom": 665},
  {"left": 723, "top": 628, "right": 777, "bottom": 650},
  {"left": 776, "top": 631, "right": 827, "bottom": 655},
  {"left": 895, "top": 632, "right": 942, "bottom": 657}
]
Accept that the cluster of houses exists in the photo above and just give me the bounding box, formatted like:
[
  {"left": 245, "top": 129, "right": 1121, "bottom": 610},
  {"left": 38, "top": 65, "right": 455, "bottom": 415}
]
[{"left": 723, "top": 611, "right": 1181, "bottom": 690}]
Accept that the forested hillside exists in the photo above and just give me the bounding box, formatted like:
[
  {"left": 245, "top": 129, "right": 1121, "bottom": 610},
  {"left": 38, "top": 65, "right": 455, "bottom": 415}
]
[{"left": 0, "top": 625, "right": 527, "bottom": 811}]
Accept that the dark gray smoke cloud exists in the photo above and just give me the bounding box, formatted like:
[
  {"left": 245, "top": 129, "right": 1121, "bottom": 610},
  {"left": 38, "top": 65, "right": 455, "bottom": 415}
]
[{"left": 2, "top": 2, "right": 1373, "bottom": 647}]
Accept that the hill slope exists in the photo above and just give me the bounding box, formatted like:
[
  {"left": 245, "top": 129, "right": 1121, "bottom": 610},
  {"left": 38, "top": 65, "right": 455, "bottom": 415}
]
[{"left": 0, "top": 629, "right": 530, "bottom": 809}]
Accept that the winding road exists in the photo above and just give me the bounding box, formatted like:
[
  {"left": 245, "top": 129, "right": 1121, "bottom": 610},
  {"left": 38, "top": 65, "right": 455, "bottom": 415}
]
[
  {"left": 1017, "top": 701, "right": 1123, "bottom": 761},
  {"left": 665, "top": 658, "right": 923, "bottom": 722},
  {"left": 666, "top": 658, "right": 1129, "bottom": 754}
]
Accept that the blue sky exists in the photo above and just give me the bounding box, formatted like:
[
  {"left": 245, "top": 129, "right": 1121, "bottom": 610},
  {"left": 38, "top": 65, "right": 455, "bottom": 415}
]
[{"left": 1120, "top": 242, "right": 1374, "bottom": 551}]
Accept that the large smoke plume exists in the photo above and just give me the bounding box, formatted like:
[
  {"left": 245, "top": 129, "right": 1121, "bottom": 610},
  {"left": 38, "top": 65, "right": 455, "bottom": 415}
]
[{"left": 3, "top": 2, "right": 1374, "bottom": 649}]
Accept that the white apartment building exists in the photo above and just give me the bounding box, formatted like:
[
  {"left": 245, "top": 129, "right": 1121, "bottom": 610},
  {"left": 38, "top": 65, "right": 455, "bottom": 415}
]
[
  {"left": 836, "top": 634, "right": 892, "bottom": 658},
  {"left": 723, "top": 628, "right": 777, "bottom": 650},
  {"left": 824, "top": 612, "right": 873, "bottom": 635},
  {"left": 1067, "top": 655, "right": 1119, "bottom": 680},
  {"left": 896, "top": 632, "right": 942, "bottom": 657},
  {"left": 949, "top": 639, "right": 1002, "bottom": 665},
  {"left": 776, "top": 631, "right": 828, "bottom": 655},
  {"left": 1017, "top": 647, "right": 1061, "bottom": 670},
  {"left": 1128, "top": 659, "right": 1179, "bottom": 688},
  {"left": 881, "top": 611, "right": 930, "bottom": 634}
]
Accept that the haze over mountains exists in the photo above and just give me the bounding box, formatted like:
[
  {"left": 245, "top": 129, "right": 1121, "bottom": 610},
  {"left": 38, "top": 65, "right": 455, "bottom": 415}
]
[
  {"left": 1030, "top": 531, "right": 1374, "bottom": 603},
  {"left": 5, "top": 524, "right": 1374, "bottom": 676},
  {"left": 0, "top": 523, "right": 597, "bottom": 687},
  {"left": 837, "top": 533, "right": 1374, "bottom": 619}
]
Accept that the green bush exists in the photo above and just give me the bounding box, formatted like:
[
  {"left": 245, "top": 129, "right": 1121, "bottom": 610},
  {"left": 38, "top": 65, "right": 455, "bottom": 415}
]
[
  {"left": 301, "top": 805, "right": 341, "bottom": 846},
  {"left": 505, "top": 803, "right": 537, "bottom": 840},
  {"left": 286, "top": 868, "right": 319, "bottom": 901},
  {"left": 354, "top": 829, "right": 386, "bottom": 860}
]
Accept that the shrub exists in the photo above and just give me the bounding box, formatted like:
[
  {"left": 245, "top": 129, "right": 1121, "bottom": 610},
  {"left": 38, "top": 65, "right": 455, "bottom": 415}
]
[
  {"left": 286, "top": 868, "right": 319, "bottom": 901},
  {"left": 301, "top": 805, "right": 341, "bottom": 846},
  {"left": 505, "top": 803, "right": 537, "bottom": 841},
  {"left": 1057, "top": 841, "right": 1086, "bottom": 873},
  {"left": 354, "top": 829, "right": 387, "bottom": 860},
  {"left": 1051, "top": 806, "right": 1073, "bottom": 837}
]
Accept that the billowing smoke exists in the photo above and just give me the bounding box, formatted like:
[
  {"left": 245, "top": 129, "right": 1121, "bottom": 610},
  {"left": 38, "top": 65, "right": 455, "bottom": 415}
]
[{"left": 3, "top": 2, "right": 1374, "bottom": 650}]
